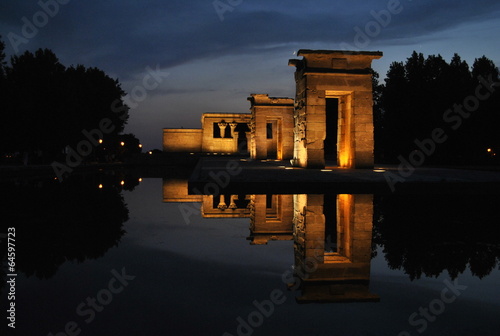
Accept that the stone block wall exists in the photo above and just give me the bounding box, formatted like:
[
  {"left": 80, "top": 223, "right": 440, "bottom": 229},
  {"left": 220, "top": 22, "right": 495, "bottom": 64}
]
[
  {"left": 201, "top": 113, "right": 251, "bottom": 154},
  {"left": 163, "top": 129, "right": 202, "bottom": 152}
]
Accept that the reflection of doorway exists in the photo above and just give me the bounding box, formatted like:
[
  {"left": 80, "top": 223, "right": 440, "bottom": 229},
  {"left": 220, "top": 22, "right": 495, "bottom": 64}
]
[
  {"left": 325, "top": 98, "right": 339, "bottom": 164},
  {"left": 324, "top": 193, "right": 338, "bottom": 253}
]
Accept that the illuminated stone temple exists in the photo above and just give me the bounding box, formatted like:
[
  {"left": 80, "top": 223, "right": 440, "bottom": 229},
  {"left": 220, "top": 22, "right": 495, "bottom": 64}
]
[{"left": 163, "top": 49, "right": 382, "bottom": 169}]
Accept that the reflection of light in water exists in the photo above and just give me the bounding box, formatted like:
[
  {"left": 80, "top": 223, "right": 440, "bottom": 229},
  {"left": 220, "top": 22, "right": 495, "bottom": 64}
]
[
  {"left": 373, "top": 169, "right": 386, "bottom": 173},
  {"left": 321, "top": 169, "right": 333, "bottom": 172}
]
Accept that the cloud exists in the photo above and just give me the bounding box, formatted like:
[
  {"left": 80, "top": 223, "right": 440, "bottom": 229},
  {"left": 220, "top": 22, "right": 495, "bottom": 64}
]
[{"left": 2, "top": 0, "right": 499, "bottom": 78}]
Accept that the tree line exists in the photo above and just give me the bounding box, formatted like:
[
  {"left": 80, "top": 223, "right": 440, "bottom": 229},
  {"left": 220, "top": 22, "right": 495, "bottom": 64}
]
[
  {"left": 0, "top": 37, "right": 140, "bottom": 165},
  {"left": 374, "top": 51, "right": 500, "bottom": 164}
]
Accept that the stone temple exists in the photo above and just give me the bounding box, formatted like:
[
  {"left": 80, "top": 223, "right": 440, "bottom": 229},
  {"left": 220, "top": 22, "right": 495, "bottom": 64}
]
[{"left": 163, "top": 50, "right": 382, "bottom": 169}]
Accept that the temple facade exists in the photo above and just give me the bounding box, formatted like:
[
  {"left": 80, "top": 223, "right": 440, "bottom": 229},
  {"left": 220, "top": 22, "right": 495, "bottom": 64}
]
[{"left": 163, "top": 49, "right": 382, "bottom": 169}]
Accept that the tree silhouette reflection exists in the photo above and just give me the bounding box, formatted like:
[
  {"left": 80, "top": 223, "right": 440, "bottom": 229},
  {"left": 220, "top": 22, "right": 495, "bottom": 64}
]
[
  {"left": 373, "top": 194, "right": 500, "bottom": 280},
  {"left": 0, "top": 172, "right": 133, "bottom": 285}
]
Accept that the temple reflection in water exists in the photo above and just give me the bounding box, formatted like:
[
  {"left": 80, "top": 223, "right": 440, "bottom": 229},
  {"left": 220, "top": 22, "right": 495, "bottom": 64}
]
[
  {"left": 163, "top": 178, "right": 379, "bottom": 303},
  {"left": 293, "top": 194, "right": 379, "bottom": 303}
]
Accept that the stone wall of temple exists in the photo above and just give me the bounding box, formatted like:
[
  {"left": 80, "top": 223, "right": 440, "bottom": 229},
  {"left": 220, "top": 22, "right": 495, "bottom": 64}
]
[
  {"left": 163, "top": 129, "right": 202, "bottom": 152},
  {"left": 201, "top": 113, "right": 251, "bottom": 154}
]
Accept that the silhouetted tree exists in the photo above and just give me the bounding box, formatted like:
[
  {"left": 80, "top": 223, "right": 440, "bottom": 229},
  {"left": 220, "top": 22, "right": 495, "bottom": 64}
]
[
  {"left": 377, "top": 51, "right": 500, "bottom": 164},
  {"left": 372, "top": 69, "right": 385, "bottom": 162},
  {"left": 5, "top": 49, "right": 67, "bottom": 161},
  {"left": 0, "top": 36, "right": 6, "bottom": 78},
  {"left": 0, "top": 37, "right": 6, "bottom": 157},
  {"left": 0, "top": 41, "right": 131, "bottom": 163}
]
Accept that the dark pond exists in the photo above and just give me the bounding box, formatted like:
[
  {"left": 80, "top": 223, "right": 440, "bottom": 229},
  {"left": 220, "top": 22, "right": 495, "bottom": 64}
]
[{"left": 1, "top": 170, "right": 499, "bottom": 336}]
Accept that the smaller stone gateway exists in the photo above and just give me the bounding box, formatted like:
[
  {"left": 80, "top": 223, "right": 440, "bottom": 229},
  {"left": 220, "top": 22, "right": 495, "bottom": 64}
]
[
  {"left": 247, "top": 94, "right": 294, "bottom": 160},
  {"left": 163, "top": 49, "right": 383, "bottom": 169}
]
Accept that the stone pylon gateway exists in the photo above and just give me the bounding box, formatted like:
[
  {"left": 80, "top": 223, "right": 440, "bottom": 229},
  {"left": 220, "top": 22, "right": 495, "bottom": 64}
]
[{"left": 289, "top": 50, "right": 383, "bottom": 169}]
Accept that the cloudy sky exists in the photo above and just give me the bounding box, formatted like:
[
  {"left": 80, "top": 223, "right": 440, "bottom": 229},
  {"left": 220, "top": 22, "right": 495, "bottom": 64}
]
[{"left": 1, "top": 0, "right": 500, "bottom": 150}]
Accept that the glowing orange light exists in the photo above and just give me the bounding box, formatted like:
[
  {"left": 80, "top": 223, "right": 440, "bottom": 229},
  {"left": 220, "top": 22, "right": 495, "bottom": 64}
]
[
  {"left": 98, "top": 184, "right": 103, "bottom": 189},
  {"left": 138, "top": 144, "right": 143, "bottom": 148},
  {"left": 98, "top": 139, "right": 103, "bottom": 144},
  {"left": 487, "top": 148, "right": 492, "bottom": 153},
  {"left": 120, "top": 142, "right": 125, "bottom": 146},
  {"left": 148, "top": 151, "right": 153, "bottom": 155},
  {"left": 120, "top": 181, "right": 125, "bottom": 186},
  {"left": 138, "top": 178, "right": 143, "bottom": 182}
]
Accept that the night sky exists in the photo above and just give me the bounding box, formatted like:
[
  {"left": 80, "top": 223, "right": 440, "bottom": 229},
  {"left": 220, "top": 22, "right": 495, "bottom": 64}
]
[{"left": 1, "top": 0, "right": 499, "bottom": 150}]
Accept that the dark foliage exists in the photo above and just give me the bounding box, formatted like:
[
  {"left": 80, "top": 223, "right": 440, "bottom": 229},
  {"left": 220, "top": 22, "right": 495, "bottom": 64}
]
[
  {"left": 376, "top": 51, "right": 500, "bottom": 164},
  {"left": 0, "top": 40, "right": 131, "bottom": 164}
]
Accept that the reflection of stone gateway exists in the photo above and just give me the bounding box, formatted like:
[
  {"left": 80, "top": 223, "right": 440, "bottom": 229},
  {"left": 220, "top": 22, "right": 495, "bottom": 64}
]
[
  {"left": 293, "top": 194, "right": 379, "bottom": 303},
  {"left": 163, "top": 49, "right": 382, "bottom": 169},
  {"left": 163, "top": 179, "right": 379, "bottom": 303}
]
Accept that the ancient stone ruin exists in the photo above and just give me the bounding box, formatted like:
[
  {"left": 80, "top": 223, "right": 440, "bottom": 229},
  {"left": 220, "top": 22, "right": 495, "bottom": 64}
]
[{"left": 163, "top": 49, "right": 382, "bottom": 169}]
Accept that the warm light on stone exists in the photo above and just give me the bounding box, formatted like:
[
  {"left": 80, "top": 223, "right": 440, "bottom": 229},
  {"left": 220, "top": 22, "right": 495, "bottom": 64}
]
[
  {"left": 289, "top": 50, "right": 383, "bottom": 169},
  {"left": 163, "top": 49, "right": 382, "bottom": 170}
]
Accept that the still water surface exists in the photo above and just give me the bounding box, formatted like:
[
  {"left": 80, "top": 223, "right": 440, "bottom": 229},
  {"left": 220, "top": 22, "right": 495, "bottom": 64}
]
[{"left": 1, "top": 172, "right": 499, "bottom": 336}]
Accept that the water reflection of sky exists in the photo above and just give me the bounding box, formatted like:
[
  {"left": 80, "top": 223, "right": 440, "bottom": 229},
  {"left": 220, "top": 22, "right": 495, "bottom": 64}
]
[{"left": 2, "top": 177, "right": 500, "bottom": 336}]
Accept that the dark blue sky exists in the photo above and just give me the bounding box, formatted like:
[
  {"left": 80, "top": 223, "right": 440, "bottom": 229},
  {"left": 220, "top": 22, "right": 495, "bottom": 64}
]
[{"left": 1, "top": 0, "right": 500, "bottom": 150}]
